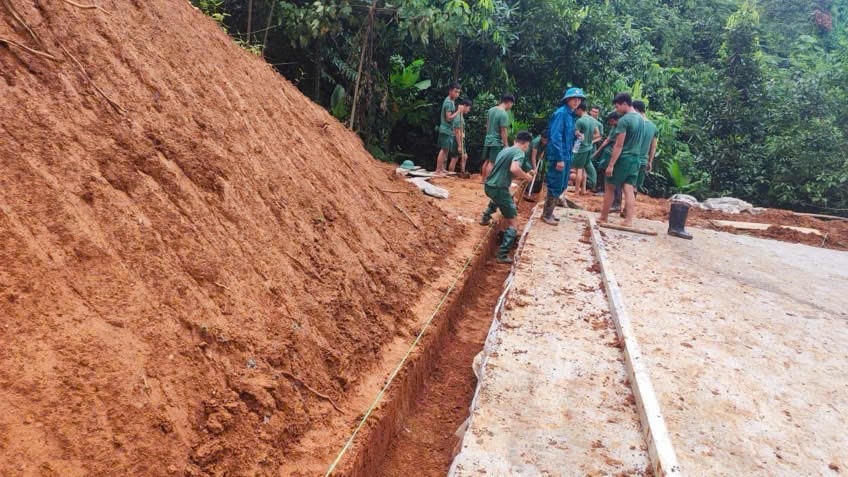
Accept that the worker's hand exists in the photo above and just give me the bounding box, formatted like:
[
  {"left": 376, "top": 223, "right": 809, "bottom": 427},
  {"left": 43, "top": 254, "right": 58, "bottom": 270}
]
[
  {"left": 647, "top": 162, "right": 652, "bottom": 172},
  {"left": 556, "top": 161, "right": 565, "bottom": 171},
  {"left": 576, "top": 132, "right": 584, "bottom": 140},
  {"left": 528, "top": 170, "right": 536, "bottom": 177},
  {"left": 462, "top": 152, "right": 468, "bottom": 160},
  {"left": 606, "top": 166, "right": 614, "bottom": 177}
]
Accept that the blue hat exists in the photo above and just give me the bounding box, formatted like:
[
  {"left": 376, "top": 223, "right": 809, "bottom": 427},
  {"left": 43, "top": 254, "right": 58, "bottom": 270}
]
[
  {"left": 400, "top": 160, "right": 416, "bottom": 170},
  {"left": 561, "top": 87, "right": 586, "bottom": 101}
]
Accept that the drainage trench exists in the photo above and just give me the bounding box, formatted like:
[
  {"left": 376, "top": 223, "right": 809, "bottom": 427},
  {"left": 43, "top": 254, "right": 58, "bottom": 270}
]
[{"left": 328, "top": 196, "right": 535, "bottom": 477}]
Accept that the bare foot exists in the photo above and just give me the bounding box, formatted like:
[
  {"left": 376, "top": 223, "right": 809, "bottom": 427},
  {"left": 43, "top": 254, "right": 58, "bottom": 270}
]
[{"left": 598, "top": 216, "right": 608, "bottom": 223}]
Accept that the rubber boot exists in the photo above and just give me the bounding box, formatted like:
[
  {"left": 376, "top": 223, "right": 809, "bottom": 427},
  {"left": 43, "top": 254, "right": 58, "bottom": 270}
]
[
  {"left": 496, "top": 227, "right": 517, "bottom": 263},
  {"left": 668, "top": 202, "right": 694, "bottom": 240},
  {"left": 480, "top": 202, "right": 497, "bottom": 226},
  {"left": 541, "top": 195, "right": 558, "bottom": 226}
]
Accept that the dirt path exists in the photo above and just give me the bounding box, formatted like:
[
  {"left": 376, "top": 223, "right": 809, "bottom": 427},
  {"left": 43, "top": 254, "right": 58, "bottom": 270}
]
[
  {"left": 570, "top": 193, "right": 848, "bottom": 251},
  {"left": 450, "top": 211, "right": 650, "bottom": 475}
]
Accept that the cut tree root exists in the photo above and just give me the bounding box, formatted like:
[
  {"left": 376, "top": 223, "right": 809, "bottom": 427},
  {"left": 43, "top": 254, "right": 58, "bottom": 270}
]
[
  {"left": 0, "top": 37, "right": 59, "bottom": 61},
  {"left": 280, "top": 371, "right": 342, "bottom": 413},
  {"left": 59, "top": 44, "right": 126, "bottom": 114},
  {"left": 61, "top": 0, "right": 112, "bottom": 14},
  {"left": 1, "top": 0, "right": 42, "bottom": 44}
]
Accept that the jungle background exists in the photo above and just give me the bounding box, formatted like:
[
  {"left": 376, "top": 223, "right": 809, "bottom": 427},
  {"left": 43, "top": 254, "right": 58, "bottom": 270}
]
[{"left": 193, "top": 0, "right": 848, "bottom": 212}]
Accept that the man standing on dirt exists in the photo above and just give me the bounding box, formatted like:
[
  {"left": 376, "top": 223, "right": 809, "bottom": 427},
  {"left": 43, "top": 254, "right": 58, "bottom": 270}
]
[
  {"left": 481, "top": 94, "right": 515, "bottom": 182},
  {"left": 632, "top": 100, "right": 658, "bottom": 194},
  {"left": 573, "top": 102, "right": 597, "bottom": 196},
  {"left": 480, "top": 131, "right": 535, "bottom": 264},
  {"left": 435, "top": 83, "right": 462, "bottom": 175},
  {"left": 600, "top": 93, "right": 645, "bottom": 227},
  {"left": 542, "top": 87, "right": 585, "bottom": 225},
  {"left": 448, "top": 99, "right": 473, "bottom": 177}
]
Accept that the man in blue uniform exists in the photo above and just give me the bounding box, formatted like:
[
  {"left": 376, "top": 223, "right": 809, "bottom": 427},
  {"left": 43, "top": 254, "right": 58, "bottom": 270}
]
[{"left": 542, "top": 87, "right": 586, "bottom": 225}]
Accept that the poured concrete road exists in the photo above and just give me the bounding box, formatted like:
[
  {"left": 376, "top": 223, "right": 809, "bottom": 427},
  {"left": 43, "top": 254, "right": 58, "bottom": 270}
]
[
  {"left": 450, "top": 211, "right": 650, "bottom": 476},
  {"left": 598, "top": 215, "right": 848, "bottom": 476}
]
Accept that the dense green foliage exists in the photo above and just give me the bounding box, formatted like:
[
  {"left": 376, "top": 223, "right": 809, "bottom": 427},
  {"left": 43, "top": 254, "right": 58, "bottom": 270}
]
[{"left": 198, "top": 0, "right": 848, "bottom": 212}]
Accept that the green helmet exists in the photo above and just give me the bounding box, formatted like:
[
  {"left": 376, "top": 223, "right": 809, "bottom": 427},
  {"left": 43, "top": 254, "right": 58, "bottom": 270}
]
[{"left": 561, "top": 87, "right": 587, "bottom": 101}]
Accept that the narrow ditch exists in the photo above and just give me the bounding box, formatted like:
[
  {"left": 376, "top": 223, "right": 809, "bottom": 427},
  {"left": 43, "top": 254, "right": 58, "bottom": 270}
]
[
  {"left": 374, "top": 257, "right": 512, "bottom": 476},
  {"left": 328, "top": 195, "right": 536, "bottom": 476}
]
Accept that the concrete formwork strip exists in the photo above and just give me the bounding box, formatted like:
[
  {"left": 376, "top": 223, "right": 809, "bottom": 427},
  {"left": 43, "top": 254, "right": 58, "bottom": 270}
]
[{"left": 586, "top": 213, "right": 683, "bottom": 476}]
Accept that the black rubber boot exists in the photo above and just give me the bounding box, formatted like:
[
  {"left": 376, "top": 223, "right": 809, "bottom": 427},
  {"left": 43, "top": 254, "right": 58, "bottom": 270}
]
[
  {"left": 496, "top": 227, "right": 517, "bottom": 263},
  {"left": 480, "top": 202, "right": 497, "bottom": 226},
  {"left": 541, "top": 195, "right": 558, "bottom": 226},
  {"left": 668, "top": 202, "right": 694, "bottom": 240}
]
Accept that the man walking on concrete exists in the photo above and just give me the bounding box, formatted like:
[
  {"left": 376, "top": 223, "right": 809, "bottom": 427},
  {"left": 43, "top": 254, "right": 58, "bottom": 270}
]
[
  {"left": 599, "top": 93, "right": 645, "bottom": 227},
  {"left": 542, "top": 87, "right": 585, "bottom": 225}
]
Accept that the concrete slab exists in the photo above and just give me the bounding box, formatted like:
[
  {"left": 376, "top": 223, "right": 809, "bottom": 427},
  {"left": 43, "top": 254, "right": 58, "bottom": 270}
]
[
  {"left": 597, "top": 215, "right": 848, "bottom": 475},
  {"left": 450, "top": 211, "right": 650, "bottom": 476}
]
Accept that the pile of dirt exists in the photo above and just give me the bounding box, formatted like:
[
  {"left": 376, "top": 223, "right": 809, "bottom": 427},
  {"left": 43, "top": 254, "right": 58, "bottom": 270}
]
[
  {"left": 572, "top": 193, "right": 848, "bottom": 251},
  {"left": 0, "top": 2, "right": 460, "bottom": 475}
]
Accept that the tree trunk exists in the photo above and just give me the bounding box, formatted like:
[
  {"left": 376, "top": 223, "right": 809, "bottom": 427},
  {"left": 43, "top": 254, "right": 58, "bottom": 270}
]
[
  {"left": 313, "top": 41, "right": 321, "bottom": 101},
  {"left": 349, "top": 0, "right": 377, "bottom": 130},
  {"left": 261, "top": 0, "right": 275, "bottom": 56},
  {"left": 453, "top": 40, "right": 462, "bottom": 81},
  {"left": 246, "top": 0, "right": 254, "bottom": 43}
]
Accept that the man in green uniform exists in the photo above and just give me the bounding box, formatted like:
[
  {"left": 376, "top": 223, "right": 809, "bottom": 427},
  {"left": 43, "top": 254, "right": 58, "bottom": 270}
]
[
  {"left": 592, "top": 112, "right": 620, "bottom": 193},
  {"left": 600, "top": 93, "right": 645, "bottom": 227},
  {"left": 435, "top": 82, "right": 461, "bottom": 175},
  {"left": 572, "top": 102, "right": 597, "bottom": 195},
  {"left": 523, "top": 129, "right": 549, "bottom": 201},
  {"left": 480, "top": 131, "right": 535, "bottom": 264},
  {"left": 481, "top": 94, "right": 515, "bottom": 183},
  {"left": 590, "top": 105, "right": 603, "bottom": 126},
  {"left": 632, "top": 100, "right": 658, "bottom": 193},
  {"left": 448, "top": 99, "right": 473, "bottom": 177}
]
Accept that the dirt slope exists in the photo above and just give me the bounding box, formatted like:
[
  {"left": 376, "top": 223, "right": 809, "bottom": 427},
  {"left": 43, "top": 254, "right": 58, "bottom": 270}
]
[{"left": 0, "top": 1, "right": 459, "bottom": 475}]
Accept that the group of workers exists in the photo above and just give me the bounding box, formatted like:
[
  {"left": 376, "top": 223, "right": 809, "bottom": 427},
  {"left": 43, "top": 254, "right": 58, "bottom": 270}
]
[{"left": 435, "top": 84, "right": 659, "bottom": 264}]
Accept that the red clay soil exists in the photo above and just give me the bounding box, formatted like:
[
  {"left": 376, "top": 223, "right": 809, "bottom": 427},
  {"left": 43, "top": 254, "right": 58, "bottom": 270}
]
[
  {"left": 572, "top": 193, "right": 848, "bottom": 251},
  {"left": 375, "top": 177, "right": 535, "bottom": 476},
  {"left": 0, "top": 2, "right": 461, "bottom": 476}
]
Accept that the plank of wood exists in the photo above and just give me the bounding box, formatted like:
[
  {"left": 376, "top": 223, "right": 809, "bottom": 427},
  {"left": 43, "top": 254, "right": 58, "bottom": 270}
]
[
  {"left": 710, "top": 220, "right": 822, "bottom": 236},
  {"left": 791, "top": 212, "right": 848, "bottom": 222},
  {"left": 599, "top": 222, "right": 658, "bottom": 236},
  {"left": 586, "top": 213, "right": 682, "bottom": 477}
]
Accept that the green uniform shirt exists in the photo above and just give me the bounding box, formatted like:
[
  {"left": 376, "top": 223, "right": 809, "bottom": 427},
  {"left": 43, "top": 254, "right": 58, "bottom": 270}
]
[
  {"left": 451, "top": 112, "right": 465, "bottom": 152},
  {"left": 484, "top": 106, "right": 509, "bottom": 147},
  {"left": 526, "top": 136, "right": 546, "bottom": 163},
  {"left": 439, "top": 97, "right": 456, "bottom": 135},
  {"left": 575, "top": 115, "right": 597, "bottom": 153},
  {"left": 638, "top": 119, "right": 658, "bottom": 166},
  {"left": 485, "top": 146, "right": 525, "bottom": 189},
  {"left": 613, "top": 112, "right": 646, "bottom": 160},
  {"left": 595, "top": 118, "right": 605, "bottom": 137}
]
